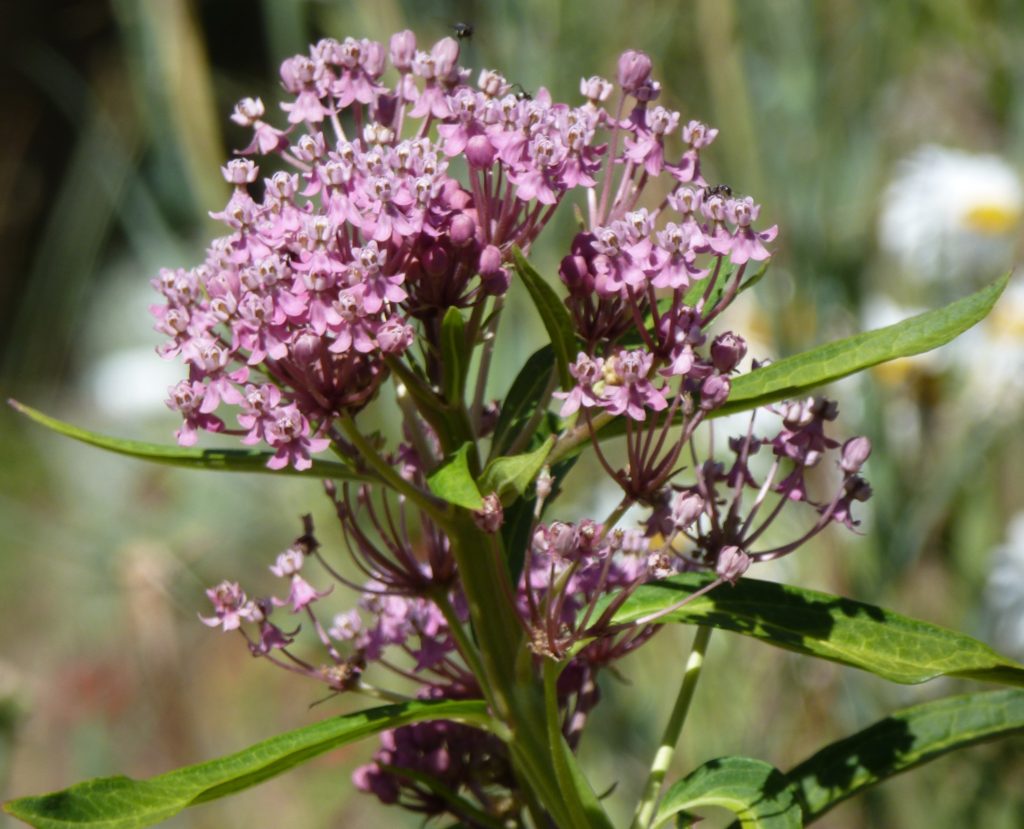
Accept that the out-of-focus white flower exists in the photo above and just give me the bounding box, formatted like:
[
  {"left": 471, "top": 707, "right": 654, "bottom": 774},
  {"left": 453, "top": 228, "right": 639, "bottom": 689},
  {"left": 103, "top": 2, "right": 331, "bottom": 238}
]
[
  {"left": 985, "top": 512, "right": 1024, "bottom": 656},
  {"left": 879, "top": 145, "right": 1021, "bottom": 284}
]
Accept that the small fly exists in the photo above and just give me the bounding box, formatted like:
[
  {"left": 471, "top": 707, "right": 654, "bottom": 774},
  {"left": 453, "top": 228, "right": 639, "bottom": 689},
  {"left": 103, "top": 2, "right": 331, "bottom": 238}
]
[
  {"left": 703, "top": 184, "right": 733, "bottom": 199},
  {"left": 452, "top": 21, "right": 474, "bottom": 40}
]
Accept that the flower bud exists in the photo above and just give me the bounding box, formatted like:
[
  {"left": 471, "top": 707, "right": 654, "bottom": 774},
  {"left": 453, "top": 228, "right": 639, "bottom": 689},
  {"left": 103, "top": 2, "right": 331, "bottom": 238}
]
[
  {"left": 840, "top": 436, "right": 872, "bottom": 474},
  {"left": 473, "top": 493, "right": 504, "bottom": 533},
  {"left": 432, "top": 37, "right": 460, "bottom": 77},
  {"left": 617, "top": 50, "right": 653, "bottom": 93},
  {"left": 699, "top": 374, "right": 731, "bottom": 411},
  {"left": 449, "top": 212, "right": 477, "bottom": 247},
  {"left": 716, "top": 545, "right": 751, "bottom": 584},
  {"left": 710, "top": 331, "right": 747, "bottom": 373},
  {"left": 389, "top": 30, "right": 416, "bottom": 71},
  {"left": 422, "top": 244, "right": 451, "bottom": 277},
  {"left": 478, "top": 244, "right": 503, "bottom": 277},
  {"left": 466, "top": 134, "right": 497, "bottom": 169},
  {"left": 670, "top": 491, "right": 705, "bottom": 531}
]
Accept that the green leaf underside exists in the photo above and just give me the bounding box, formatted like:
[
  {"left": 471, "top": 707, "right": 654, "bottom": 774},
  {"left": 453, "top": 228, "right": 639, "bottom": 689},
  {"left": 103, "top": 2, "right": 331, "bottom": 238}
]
[
  {"left": 9, "top": 400, "right": 365, "bottom": 480},
  {"left": 511, "top": 247, "right": 578, "bottom": 389},
  {"left": 427, "top": 442, "right": 484, "bottom": 510},
  {"left": 785, "top": 688, "right": 1024, "bottom": 822},
  {"left": 478, "top": 437, "right": 554, "bottom": 503},
  {"left": 609, "top": 574, "right": 1024, "bottom": 686},
  {"left": 654, "top": 757, "right": 802, "bottom": 829},
  {"left": 4, "top": 700, "right": 491, "bottom": 829},
  {"left": 719, "top": 271, "right": 1009, "bottom": 415}
]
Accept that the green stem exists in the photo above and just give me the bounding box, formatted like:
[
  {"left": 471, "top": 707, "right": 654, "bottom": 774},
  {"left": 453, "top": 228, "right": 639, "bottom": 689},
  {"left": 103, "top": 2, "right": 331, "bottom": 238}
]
[
  {"left": 547, "top": 411, "right": 614, "bottom": 465},
  {"left": 630, "top": 626, "right": 713, "bottom": 829},
  {"left": 338, "top": 414, "right": 448, "bottom": 525},
  {"left": 379, "top": 763, "right": 507, "bottom": 829}
]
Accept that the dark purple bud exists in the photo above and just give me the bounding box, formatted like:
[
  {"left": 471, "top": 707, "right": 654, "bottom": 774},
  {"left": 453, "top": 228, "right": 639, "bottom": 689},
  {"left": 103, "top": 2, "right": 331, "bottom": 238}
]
[
  {"left": 840, "top": 436, "right": 872, "bottom": 474},
  {"left": 449, "top": 212, "right": 477, "bottom": 247},
  {"left": 422, "top": 244, "right": 450, "bottom": 277},
  {"left": 466, "top": 134, "right": 497, "bottom": 168},
  {"left": 473, "top": 493, "right": 504, "bottom": 533},
  {"left": 699, "top": 374, "right": 731, "bottom": 411},
  {"left": 390, "top": 30, "right": 416, "bottom": 70},
  {"left": 716, "top": 545, "right": 751, "bottom": 584},
  {"left": 711, "top": 331, "right": 747, "bottom": 373},
  {"left": 617, "top": 50, "right": 653, "bottom": 93}
]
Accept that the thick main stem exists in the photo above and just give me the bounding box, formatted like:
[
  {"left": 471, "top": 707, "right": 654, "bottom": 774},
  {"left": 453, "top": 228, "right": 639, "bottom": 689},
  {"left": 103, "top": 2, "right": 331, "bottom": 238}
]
[
  {"left": 630, "top": 626, "right": 713, "bottom": 829},
  {"left": 447, "top": 515, "right": 612, "bottom": 829}
]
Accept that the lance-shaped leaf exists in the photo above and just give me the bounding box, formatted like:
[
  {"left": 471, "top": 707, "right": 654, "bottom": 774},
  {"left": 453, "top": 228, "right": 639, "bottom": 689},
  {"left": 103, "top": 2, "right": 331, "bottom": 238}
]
[
  {"left": 607, "top": 574, "right": 1024, "bottom": 686},
  {"left": 784, "top": 688, "right": 1024, "bottom": 823},
  {"left": 511, "top": 247, "right": 578, "bottom": 389},
  {"left": 478, "top": 437, "right": 554, "bottom": 504},
  {"left": 4, "top": 699, "right": 492, "bottom": 829},
  {"left": 589, "top": 272, "right": 1009, "bottom": 443},
  {"left": 9, "top": 400, "right": 366, "bottom": 481},
  {"left": 427, "top": 442, "right": 484, "bottom": 510},
  {"left": 491, "top": 345, "right": 556, "bottom": 456},
  {"left": 719, "top": 272, "right": 1009, "bottom": 416},
  {"left": 653, "top": 757, "right": 802, "bottom": 829}
]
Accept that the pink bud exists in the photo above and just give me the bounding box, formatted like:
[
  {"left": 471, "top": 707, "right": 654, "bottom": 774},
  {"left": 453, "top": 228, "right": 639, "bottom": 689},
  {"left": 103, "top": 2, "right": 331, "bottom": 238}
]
[
  {"left": 390, "top": 30, "right": 416, "bottom": 71},
  {"left": 473, "top": 493, "right": 504, "bottom": 533},
  {"left": 840, "top": 437, "right": 872, "bottom": 474},
  {"left": 716, "top": 545, "right": 751, "bottom": 584},
  {"left": 466, "top": 134, "right": 497, "bottom": 169},
  {"left": 617, "top": 50, "right": 653, "bottom": 93},
  {"left": 449, "top": 212, "right": 477, "bottom": 247},
  {"left": 431, "top": 37, "right": 460, "bottom": 77},
  {"left": 699, "top": 374, "right": 731, "bottom": 411}
]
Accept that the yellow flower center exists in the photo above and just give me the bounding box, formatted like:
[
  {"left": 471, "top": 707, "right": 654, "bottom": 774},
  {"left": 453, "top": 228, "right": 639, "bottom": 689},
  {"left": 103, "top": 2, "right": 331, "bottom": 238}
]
[{"left": 963, "top": 203, "right": 1021, "bottom": 235}]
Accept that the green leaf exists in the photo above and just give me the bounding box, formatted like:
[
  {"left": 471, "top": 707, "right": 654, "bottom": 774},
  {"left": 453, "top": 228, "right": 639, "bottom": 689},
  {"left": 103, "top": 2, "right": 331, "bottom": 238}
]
[
  {"left": 8, "top": 400, "right": 365, "bottom": 481},
  {"left": 440, "top": 306, "right": 469, "bottom": 403},
  {"left": 3, "top": 699, "right": 491, "bottom": 829},
  {"left": 511, "top": 247, "right": 578, "bottom": 389},
  {"left": 427, "top": 442, "right": 484, "bottom": 510},
  {"left": 491, "top": 345, "right": 556, "bottom": 456},
  {"left": 785, "top": 688, "right": 1024, "bottom": 823},
  {"left": 654, "top": 757, "right": 802, "bottom": 829},
  {"left": 608, "top": 574, "right": 1024, "bottom": 686},
  {"left": 478, "top": 437, "right": 554, "bottom": 504},
  {"left": 719, "top": 272, "right": 1009, "bottom": 416}
]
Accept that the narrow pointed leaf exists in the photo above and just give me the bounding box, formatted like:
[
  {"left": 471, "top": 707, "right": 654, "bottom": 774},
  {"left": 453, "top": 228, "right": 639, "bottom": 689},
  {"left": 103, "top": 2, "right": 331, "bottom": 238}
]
[
  {"left": 511, "top": 247, "right": 578, "bottom": 389},
  {"left": 491, "top": 345, "right": 556, "bottom": 456},
  {"left": 608, "top": 574, "right": 1024, "bottom": 686},
  {"left": 719, "top": 272, "right": 1009, "bottom": 416},
  {"left": 9, "top": 400, "right": 366, "bottom": 481},
  {"left": 785, "top": 688, "right": 1024, "bottom": 823},
  {"left": 4, "top": 699, "right": 492, "bottom": 829},
  {"left": 427, "top": 442, "right": 484, "bottom": 510},
  {"left": 653, "top": 757, "right": 802, "bottom": 829},
  {"left": 478, "top": 437, "right": 554, "bottom": 504}
]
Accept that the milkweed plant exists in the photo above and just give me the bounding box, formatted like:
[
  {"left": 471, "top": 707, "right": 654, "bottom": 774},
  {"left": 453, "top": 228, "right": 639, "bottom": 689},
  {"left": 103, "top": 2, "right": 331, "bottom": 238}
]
[{"left": 7, "top": 30, "right": 1024, "bottom": 829}]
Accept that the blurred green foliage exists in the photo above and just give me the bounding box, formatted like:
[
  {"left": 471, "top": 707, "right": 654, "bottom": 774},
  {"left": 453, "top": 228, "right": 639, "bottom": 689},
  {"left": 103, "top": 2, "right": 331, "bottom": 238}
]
[{"left": 2, "top": 1, "right": 1023, "bottom": 826}]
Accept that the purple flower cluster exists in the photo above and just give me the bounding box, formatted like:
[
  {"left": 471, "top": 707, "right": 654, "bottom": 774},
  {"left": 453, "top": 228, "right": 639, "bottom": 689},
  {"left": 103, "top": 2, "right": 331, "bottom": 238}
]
[{"left": 184, "top": 29, "right": 873, "bottom": 827}]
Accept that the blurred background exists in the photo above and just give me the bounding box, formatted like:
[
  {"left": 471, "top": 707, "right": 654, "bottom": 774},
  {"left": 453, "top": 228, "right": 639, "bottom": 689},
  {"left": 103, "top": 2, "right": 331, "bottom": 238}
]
[{"left": 2, "top": 0, "right": 1024, "bottom": 826}]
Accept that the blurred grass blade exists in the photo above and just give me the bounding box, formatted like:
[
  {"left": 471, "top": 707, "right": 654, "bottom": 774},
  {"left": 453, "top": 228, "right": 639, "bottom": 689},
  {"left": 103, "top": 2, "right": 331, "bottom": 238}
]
[
  {"left": 4, "top": 699, "right": 492, "bottom": 829},
  {"left": 607, "top": 573, "right": 1024, "bottom": 686},
  {"left": 719, "top": 272, "right": 1009, "bottom": 416},
  {"left": 653, "top": 757, "right": 801, "bottom": 829},
  {"left": 9, "top": 400, "right": 365, "bottom": 480},
  {"left": 785, "top": 688, "right": 1024, "bottom": 823}
]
